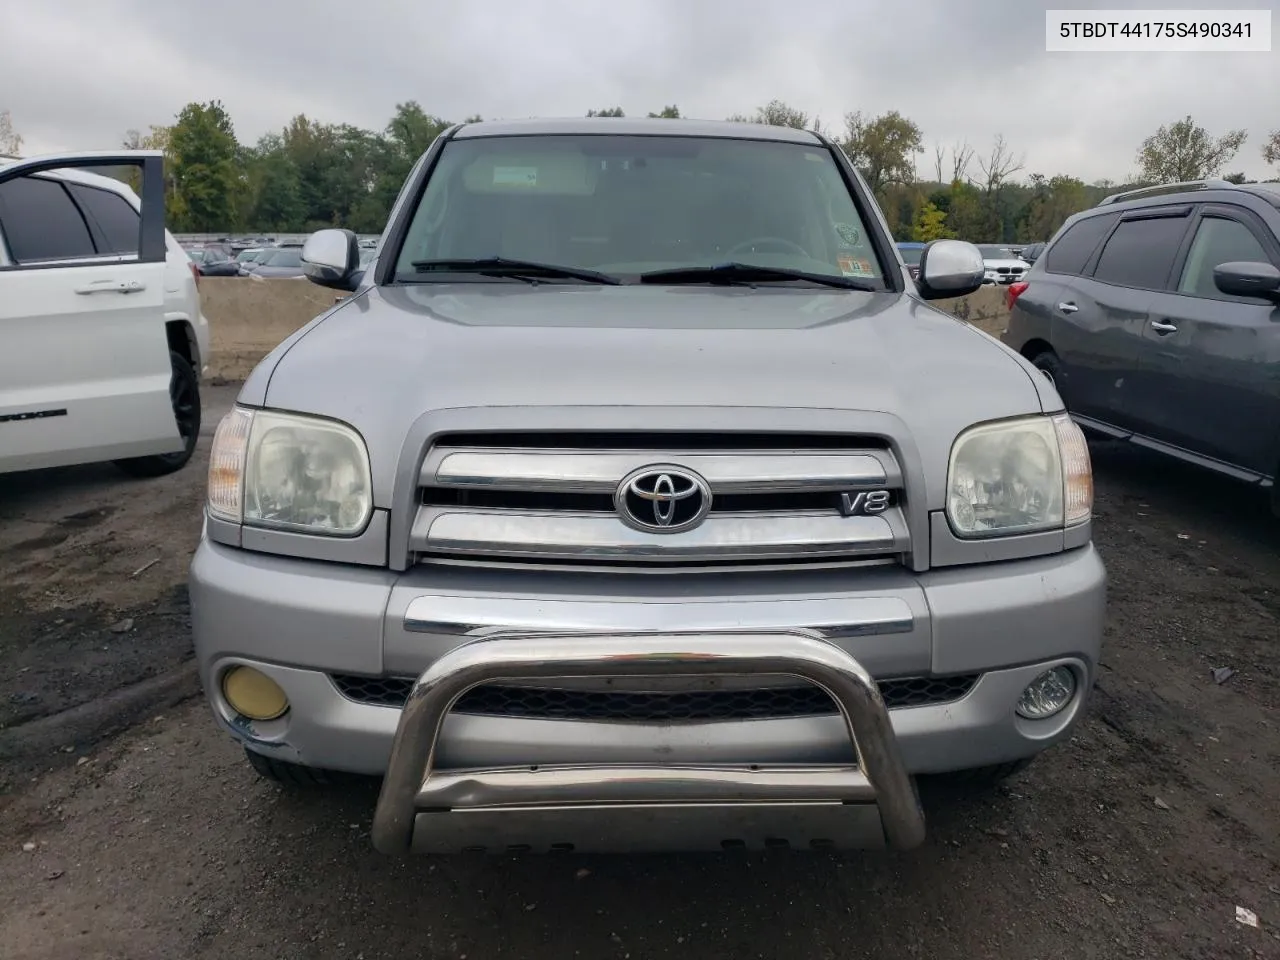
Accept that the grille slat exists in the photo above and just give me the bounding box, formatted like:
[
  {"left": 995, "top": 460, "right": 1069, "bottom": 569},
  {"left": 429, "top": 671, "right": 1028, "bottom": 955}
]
[
  {"left": 330, "top": 674, "right": 979, "bottom": 720},
  {"left": 411, "top": 433, "right": 910, "bottom": 569},
  {"left": 426, "top": 432, "right": 890, "bottom": 451}
]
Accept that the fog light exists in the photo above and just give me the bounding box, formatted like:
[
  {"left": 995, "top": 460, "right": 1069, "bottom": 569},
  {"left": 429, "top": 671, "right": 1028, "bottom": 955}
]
[
  {"left": 1016, "top": 666, "right": 1076, "bottom": 720},
  {"left": 222, "top": 666, "right": 289, "bottom": 721}
]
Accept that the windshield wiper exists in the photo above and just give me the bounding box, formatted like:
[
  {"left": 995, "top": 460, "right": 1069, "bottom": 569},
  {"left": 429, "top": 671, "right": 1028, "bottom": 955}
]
[
  {"left": 409, "top": 257, "right": 621, "bottom": 285},
  {"left": 638, "top": 262, "right": 875, "bottom": 290}
]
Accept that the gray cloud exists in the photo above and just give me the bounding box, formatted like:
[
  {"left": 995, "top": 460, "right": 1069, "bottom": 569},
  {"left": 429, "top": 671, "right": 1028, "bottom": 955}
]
[{"left": 2, "top": 0, "right": 1276, "bottom": 182}]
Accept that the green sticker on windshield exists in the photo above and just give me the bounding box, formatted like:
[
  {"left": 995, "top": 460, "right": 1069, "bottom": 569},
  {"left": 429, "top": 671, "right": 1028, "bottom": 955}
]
[
  {"left": 493, "top": 166, "right": 538, "bottom": 187},
  {"left": 834, "top": 222, "right": 861, "bottom": 248}
]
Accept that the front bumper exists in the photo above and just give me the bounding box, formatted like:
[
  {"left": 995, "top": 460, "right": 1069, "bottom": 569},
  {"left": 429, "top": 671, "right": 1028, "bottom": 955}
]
[
  {"left": 371, "top": 630, "right": 925, "bottom": 853},
  {"left": 190, "top": 540, "right": 1105, "bottom": 850}
]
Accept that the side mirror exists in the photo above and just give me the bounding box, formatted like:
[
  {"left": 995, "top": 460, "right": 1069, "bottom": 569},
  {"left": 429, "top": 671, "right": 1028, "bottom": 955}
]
[
  {"left": 1213, "top": 261, "right": 1280, "bottom": 301},
  {"left": 301, "top": 228, "right": 360, "bottom": 292},
  {"left": 914, "top": 239, "right": 986, "bottom": 300}
]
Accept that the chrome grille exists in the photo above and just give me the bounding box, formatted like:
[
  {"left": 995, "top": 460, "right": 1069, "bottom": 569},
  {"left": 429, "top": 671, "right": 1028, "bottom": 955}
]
[
  {"left": 330, "top": 674, "right": 981, "bottom": 719},
  {"left": 410, "top": 432, "right": 910, "bottom": 568}
]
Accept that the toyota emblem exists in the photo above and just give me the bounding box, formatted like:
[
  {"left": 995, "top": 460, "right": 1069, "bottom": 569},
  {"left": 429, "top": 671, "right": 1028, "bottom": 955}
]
[{"left": 614, "top": 465, "right": 712, "bottom": 534}]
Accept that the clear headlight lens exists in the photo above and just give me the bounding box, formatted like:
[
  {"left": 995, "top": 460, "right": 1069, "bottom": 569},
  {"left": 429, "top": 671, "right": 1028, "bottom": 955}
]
[
  {"left": 206, "top": 407, "right": 372, "bottom": 536},
  {"left": 946, "top": 414, "right": 1092, "bottom": 538},
  {"left": 1016, "top": 666, "right": 1077, "bottom": 720}
]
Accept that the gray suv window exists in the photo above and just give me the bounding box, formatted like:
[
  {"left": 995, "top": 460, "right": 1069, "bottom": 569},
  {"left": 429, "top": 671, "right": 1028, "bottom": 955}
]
[
  {"left": 0, "top": 175, "right": 97, "bottom": 263},
  {"left": 1177, "top": 216, "right": 1270, "bottom": 298},
  {"left": 1043, "top": 214, "right": 1114, "bottom": 276},
  {"left": 1092, "top": 215, "right": 1188, "bottom": 290}
]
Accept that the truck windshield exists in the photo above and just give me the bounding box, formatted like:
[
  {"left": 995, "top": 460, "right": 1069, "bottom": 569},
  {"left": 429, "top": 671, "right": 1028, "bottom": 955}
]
[{"left": 393, "top": 134, "right": 884, "bottom": 285}]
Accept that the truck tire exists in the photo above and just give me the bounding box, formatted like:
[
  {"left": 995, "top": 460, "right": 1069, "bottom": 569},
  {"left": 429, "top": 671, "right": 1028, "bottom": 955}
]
[
  {"left": 114, "top": 350, "right": 201, "bottom": 478},
  {"left": 1030, "top": 350, "right": 1063, "bottom": 392},
  {"left": 244, "top": 748, "right": 340, "bottom": 786}
]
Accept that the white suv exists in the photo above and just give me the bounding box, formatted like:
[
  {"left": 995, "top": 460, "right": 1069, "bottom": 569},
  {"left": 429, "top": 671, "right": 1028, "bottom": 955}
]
[{"left": 0, "top": 150, "right": 209, "bottom": 476}]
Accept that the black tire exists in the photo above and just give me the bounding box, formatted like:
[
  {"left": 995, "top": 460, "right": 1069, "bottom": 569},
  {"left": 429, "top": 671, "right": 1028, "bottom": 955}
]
[
  {"left": 1030, "top": 350, "right": 1063, "bottom": 392},
  {"left": 114, "top": 350, "right": 201, "bottom": 478},
  {"left": 244, "top": 747, "right": 338, "bottom": 786},
  {"left": 939, "top": 757, "right": 1034, "bottom": 788}
]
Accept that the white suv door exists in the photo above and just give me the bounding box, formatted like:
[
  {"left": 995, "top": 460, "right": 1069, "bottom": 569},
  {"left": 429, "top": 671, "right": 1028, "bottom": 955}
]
[{"left": 0, "top": 151, "right": 182, "bottom": 473}]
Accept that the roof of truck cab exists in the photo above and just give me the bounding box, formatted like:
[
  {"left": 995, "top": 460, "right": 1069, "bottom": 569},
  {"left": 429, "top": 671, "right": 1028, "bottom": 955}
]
[{"left": 451, "top": 116, "right": 824, "bottom": 144}]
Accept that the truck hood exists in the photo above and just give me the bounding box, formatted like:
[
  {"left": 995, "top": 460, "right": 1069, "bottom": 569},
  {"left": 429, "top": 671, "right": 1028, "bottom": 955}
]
[{"left": 247, "top": 284, "right": 1044, "bottom": 507}]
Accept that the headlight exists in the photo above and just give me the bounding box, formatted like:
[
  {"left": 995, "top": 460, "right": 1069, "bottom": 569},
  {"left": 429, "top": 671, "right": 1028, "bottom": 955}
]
[
  {"left": 946, "top": 414, "right": 1092, "bottom": 538},
  {"left": 207, "top": 407, "right": 373, "bottom": 536}
]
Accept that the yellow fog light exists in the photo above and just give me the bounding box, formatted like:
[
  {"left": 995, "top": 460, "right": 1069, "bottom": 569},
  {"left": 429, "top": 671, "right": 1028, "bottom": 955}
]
[{"left": 222, "top": 666, "right": 289, "bottom": 721}]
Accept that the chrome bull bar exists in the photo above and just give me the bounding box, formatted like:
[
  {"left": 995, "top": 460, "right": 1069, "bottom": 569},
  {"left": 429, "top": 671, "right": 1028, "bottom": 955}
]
[{"left": 370, "top": 630, "right": 927, "bottom": 854}]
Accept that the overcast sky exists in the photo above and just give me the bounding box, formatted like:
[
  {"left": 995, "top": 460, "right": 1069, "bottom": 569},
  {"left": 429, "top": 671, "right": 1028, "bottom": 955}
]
[{"left": 2, "top": 0, "right": 1276, "bottom": 183}]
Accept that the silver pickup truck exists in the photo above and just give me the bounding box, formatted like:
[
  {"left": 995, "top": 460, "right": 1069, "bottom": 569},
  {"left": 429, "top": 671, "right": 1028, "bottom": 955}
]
[{"left": 190, "top": 117, "right": 1105, "bottom": 856}]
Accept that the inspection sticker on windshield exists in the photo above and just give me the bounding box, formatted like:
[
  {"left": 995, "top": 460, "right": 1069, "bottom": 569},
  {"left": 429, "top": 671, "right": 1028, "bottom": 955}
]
[
  {"left": 838, "top": 255, "right": 874, "bottom": 278},
  {"left": 493, "top": 166, "right": 538, "bottom": 187}
]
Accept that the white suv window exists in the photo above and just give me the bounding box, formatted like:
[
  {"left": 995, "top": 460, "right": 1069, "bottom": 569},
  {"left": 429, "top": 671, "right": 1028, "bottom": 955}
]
[
  {"left": 66, "top": 182, "right": 141, "bottom": 256},
  {"left": 0, "top": 175, "right": 98, "bottom": 263}
]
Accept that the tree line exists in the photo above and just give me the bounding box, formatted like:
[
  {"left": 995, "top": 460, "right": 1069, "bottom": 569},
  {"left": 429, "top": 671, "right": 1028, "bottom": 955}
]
[{"left": 3, "top": 103, "right": 1278, "bottom": 243}]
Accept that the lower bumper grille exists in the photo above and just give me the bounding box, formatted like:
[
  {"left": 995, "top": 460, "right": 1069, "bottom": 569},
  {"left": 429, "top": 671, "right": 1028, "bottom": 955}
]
[{"left": 330, "top": 673, "right": 980, "bottom": 720}]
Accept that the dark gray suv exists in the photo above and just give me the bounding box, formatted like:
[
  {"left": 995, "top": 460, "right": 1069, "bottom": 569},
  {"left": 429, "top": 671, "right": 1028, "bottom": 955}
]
[{"left": 1003, "top": 179, "right": 1280, "bottom": 514}]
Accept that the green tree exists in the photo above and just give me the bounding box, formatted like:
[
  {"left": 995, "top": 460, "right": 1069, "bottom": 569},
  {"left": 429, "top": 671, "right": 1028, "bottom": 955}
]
[
  {"left": 121, "top": 125, "right": 183, "bottom": 222},
  {"left": 586, "top": 107, "right": 625, "bottom": 117},
  {"left": 0, "top": 108, "right": 21, "bottom": 156},
  {"left": 913, "top": 202, "right": 952, "bottom": 242},
  {"left": 1136, "top": 116, "right": 1247, "bottom": 183},
  {"left": 364, "top": 102, "right": 450, "bottom": 230},
  {"left": 1263, "top": 130, "right": 1280, "bottom": 172},
  {"left": 385, "top": 101, "right": 449, "bottom": 159},
  {"left": 1223, "top": 171, "right": 1250, "bottom": 185},
  {"left": 945, "top": 179, "right": 986, "bottom": 240},
  {"left": 647, "top": 105, "right": 681, "bottom": 118},
  {"left": 1017, "top": 174, "right": 1087, "bottom": 242},
  {"left": 839, "top": 111, "right": 924, "bottom": 196},
  {"left": 729, "top": 100, "right": 809, "bottom": 129},
  {"left": 464, "top": 114, "right": 484, "bottom": 123},
  {"left": 974, "top": 134, "right": 1024, "bottom": 241},
  {"left": 245, "top": 134, "right": 305, "bottom": 231},
  {"left": 168, "top": 101, "right": 240, "bottom": 231},
  {"left": 274, "top": 114, "right": 394, "bottom": 231}
]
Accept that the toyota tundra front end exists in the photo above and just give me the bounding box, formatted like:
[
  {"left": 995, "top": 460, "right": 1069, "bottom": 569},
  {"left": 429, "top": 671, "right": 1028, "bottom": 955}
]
[{"left": 190, "top": 117, "right": 1105, "bottom": 855}]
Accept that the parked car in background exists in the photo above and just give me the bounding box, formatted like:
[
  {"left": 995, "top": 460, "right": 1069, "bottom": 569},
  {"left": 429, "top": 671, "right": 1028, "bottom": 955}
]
[
  {"left": 1003, "top": 179, "right": 1280, "bottom": 514},
  {"left": 235, "top": 246, "right": 271, "bottom": 275},
  {"left": 1018, "top": 241, "right": 1047, "bottom": 265},
  {"left": 191, "top": 117, "right": 1103, "bottom": 857},
  {"left": 0, "top": 151, "right": 206, "bottom": 475},
  {"left": 975, "top": 244, "right": 1030, "bottom": 285},
  {"left": 245, "top": 244, "right": 305, "bottom": 278},
  {"left": 192, "top": 243, "right": 240, "bottom": 277},
  {"left": 896, "top": 241, "right": 924, "bottom": 281}
]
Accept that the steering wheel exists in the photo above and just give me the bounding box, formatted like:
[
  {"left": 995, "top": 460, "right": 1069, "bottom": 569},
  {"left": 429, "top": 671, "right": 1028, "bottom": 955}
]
[{"left": 725, "top": 236, "right": 811, "bottom": 259}]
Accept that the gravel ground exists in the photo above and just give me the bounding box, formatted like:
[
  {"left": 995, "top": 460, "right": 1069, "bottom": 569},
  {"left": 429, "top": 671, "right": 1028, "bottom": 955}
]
[{"left": 0, "top": 399, "right": 1277, "bottom": 960}]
